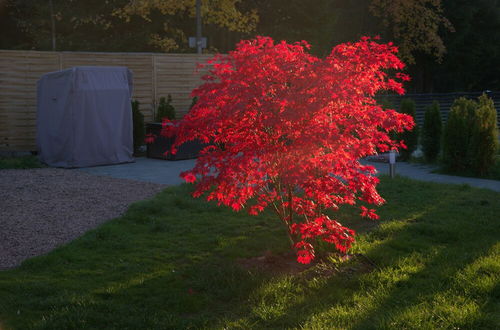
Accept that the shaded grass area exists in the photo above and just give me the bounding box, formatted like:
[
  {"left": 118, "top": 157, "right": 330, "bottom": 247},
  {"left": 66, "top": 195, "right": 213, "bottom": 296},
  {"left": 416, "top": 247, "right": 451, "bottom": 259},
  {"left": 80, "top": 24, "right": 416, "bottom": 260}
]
[
  {"left": 1, "top": 177, "right": 499, "bottom": 329},
  {"left": 0, "top": 156, "right": 44, "bottom": 169},
  {"left": 435, "top": 155, "right": 500, "bottom": 181}
]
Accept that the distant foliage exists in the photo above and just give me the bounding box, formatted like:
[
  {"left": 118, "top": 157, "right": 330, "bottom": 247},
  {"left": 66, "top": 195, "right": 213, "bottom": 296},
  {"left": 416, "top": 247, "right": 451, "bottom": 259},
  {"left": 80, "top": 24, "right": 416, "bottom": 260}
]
[
  {"left": 397, "top": 98, "right": 419, "bottom": 160},
  {"left": 114, "top": 0, "right": 258, "bottom": 52},
  {"left": 132, "top": 100, "right": 145, "bottom": 153},
  {"left": 369, "top": 0, "right": 453, "bottom": 64},
  {"left": 155, "top": 95, "right": 176, "bottom": 122},
  {"left": 468, "top": 94, "right": 499, "bottom": 175},
  {"left": 422, "top": 101, "right": 442, "bottom": 162}
]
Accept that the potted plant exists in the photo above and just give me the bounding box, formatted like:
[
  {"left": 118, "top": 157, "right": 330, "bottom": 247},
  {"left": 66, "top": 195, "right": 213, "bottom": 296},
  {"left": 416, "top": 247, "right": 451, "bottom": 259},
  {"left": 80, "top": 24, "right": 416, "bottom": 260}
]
[{"left": 146, "top": 96, "right": 206, "bottom": 160}]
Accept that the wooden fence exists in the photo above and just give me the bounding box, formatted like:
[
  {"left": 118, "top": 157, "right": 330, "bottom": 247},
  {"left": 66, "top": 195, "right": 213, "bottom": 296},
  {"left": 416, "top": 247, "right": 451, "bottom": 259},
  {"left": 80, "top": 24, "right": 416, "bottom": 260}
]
[
  {"left": 1, "top": 49, "right": 499, "bottom": 152},
  {"left": 0, "top": 50, "right": 212, "bottom": 151},
  {"left": 380, "top": 91, "right": 500, "bottom": 128}
]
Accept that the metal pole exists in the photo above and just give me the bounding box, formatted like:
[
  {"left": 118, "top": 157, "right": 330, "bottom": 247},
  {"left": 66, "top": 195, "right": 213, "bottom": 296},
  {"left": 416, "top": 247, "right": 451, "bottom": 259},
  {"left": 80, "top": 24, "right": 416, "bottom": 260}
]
[
  {"left": 49, "top": 0, "right": 56, "bottom": 51},
  {"left": 389, "top": 150, "right": 396, "bottom": 178},
  {"left": 196, "top": 0, "right": 202, "bottom": 54}
]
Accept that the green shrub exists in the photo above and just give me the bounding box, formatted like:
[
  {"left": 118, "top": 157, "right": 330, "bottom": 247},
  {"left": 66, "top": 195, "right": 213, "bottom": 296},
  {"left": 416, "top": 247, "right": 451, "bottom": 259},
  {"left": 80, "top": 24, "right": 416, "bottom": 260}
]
[
  {"left": 377, "top": 98, "right": 399, "bottom": 142},
  {"left": 397, "top": 98, "right": 419, "bottom": 160},
  {"left": 155, "top": 94, "right": 176, "bottom": 122},
  {"left": 422, "top": 101, "right": 442, "bottom": 162},
  {"left": 189, "top": 96, "right": 198, "bottom": 110},
  {"left": 468, "top": 94, "right": 499, "bottom": 175},
  {"left": 442, "top": 94, "right": 498, "bottom": 175},
  {"left": 131, "top": 100, "right": 145, "bottom": 153},
  {"left": 377, "top": 97, "right": 395, "bottom": 110},
  {"left": 442, "top": 97, "right": 476, "bottom": 172},
  {"left": 0, "top": 155, "right": 44, "bottom": 169}
]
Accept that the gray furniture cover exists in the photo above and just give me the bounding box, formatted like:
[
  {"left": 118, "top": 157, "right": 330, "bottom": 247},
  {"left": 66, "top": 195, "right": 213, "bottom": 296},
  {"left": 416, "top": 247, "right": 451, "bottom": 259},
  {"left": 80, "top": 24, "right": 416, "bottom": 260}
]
[{"left": 36, "top": 66, "right": 134, "bottom": 168}]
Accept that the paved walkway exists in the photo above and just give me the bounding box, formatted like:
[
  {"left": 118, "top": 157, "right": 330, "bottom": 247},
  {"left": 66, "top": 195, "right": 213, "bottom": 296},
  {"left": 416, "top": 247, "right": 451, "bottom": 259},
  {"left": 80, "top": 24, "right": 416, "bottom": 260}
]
[
  {"left": 78, "top": 157, "right": 195, "bottom": 185},
  {"left": 364, "top": 160, "right": 500, "bottom": 192},
  {"left": 77, "top": 157, "right": 500, "bottom": 193}
]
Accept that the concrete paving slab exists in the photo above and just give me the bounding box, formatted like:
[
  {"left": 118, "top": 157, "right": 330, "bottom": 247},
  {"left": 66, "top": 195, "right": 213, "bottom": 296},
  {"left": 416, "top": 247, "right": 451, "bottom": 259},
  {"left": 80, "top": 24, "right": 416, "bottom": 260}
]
[
  {"left": 364, "top": 160, "right": 500, "bottom": 192},
  {"left": 77, "top": 157, "right": 500, "bottom": 193},
  {"left": 77, "top": 157, "right": 195, "bottom": 185}
]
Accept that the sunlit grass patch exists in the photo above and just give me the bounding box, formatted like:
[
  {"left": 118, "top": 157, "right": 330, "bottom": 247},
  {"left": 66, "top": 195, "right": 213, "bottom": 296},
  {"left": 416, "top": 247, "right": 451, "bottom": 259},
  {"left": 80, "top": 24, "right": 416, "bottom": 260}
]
[{"left": 0, "top": 177, "right": 499, "bottom": 329}]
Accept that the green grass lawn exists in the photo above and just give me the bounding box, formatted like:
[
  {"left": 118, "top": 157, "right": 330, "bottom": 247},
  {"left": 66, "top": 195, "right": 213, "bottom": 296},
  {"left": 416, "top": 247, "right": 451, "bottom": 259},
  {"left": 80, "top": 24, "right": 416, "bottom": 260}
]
[
  {"left": 0, "top": 155, "right": 44, "bottom": 169},
  {"left": 0, "top": 177, "right": 499, "bottom": 329}
]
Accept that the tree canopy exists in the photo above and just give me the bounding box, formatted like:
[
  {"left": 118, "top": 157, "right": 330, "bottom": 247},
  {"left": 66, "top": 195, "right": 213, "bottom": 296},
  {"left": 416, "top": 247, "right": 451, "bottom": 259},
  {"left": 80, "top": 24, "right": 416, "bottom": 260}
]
[
  {"left": 114, "top": 0, "right": 258, "bottom": 51},
  {"left": 159, "top": 36, "right": 414, "bottom": 263},
  {"left": 2, "top": 0, "right": 499, "bottom": 92},
  {"left": 2, "top": 0, "right": 257, "bottom": 52},
  {"left": 370, "top": 0, "right": 453, "bottom": 64}
]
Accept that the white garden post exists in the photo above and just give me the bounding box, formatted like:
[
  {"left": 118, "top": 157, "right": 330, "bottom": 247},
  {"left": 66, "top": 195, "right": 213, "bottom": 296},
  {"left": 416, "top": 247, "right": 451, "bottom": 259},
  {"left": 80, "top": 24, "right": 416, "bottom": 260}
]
[{"left": 389, "top": 150, "right": 396, "bottom": 178}]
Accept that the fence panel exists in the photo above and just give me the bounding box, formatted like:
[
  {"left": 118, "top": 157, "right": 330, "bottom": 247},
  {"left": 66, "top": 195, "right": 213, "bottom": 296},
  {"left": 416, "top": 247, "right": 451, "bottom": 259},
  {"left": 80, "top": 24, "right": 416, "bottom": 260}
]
[
  {"left": 0, "top": 50, "right": 211, "bottom": 151},
  {"left": 3, "top": 49, "right": 497, "bottom": 152},
  {"left": 0, "top": 51, "right": 60, "bottom": 150},
  {"left": 380, "top": 92, "right": 500, "bottom": 128},
  {"left": 153, "top": 54, "right": 212, "bottom": 118}
]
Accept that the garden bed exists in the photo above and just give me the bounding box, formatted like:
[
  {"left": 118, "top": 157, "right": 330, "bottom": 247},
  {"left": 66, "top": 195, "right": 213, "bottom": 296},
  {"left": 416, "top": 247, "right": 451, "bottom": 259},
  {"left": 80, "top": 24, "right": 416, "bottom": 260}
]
[{"left": 146, "top": 122, "right": 207, "bottom": 160}]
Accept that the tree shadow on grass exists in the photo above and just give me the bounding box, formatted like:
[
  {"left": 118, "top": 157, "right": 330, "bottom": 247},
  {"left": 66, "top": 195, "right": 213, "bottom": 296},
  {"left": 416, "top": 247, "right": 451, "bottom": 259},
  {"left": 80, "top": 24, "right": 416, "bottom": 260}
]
[
  {"left": 468, "top": 279, "right": 500, "bottom": 328},
  {"left": 0, "top": 184, "right": 288, "bottom": 329},
  {"left": 204, "top": 178, "right": 500, "bottom": 329},
  {"left": 1, "top": 180, "right": 499, "bottom": 329},
  {"left": 349, "top": 225, "right": 498, "bottom": 329}
]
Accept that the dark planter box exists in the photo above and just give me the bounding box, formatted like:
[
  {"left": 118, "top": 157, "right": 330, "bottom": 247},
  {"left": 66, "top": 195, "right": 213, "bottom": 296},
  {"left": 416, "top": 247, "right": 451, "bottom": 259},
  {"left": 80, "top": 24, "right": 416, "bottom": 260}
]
[{"left": 146, "top": 122, "right": 205, "bottom": 160}]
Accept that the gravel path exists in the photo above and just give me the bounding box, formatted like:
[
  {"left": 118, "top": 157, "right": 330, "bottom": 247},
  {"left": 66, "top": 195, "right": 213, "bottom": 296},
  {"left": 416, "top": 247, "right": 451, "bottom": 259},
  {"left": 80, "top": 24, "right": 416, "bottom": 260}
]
[{"left": 0, "top": 168, "right": 166, "bottom": 270}]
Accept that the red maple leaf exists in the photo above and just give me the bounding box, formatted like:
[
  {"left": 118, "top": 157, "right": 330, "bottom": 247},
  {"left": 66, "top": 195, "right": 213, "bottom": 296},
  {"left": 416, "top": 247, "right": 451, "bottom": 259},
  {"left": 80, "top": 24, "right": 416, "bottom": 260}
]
[{"left": 163, "top": 36, "right": 414, "bottom": 263}]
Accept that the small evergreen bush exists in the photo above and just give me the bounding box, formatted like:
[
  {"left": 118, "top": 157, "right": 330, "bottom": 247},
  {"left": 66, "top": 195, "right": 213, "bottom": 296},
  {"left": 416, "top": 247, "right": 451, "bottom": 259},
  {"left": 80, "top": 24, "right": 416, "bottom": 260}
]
[
  {"left": 155, "top": 95, "right": 176, "bottom": 122},
  {"left": 132, "top": 100, "right": 145, "bottom": 153},
  {"left": 442, "top": 97, "right": 476, "bottom": 172},
  {"left": 189, "top": 96, "right": 198, "bottom": 110},
  {"left": 422, "top": 101, "right": 442, "bottom": 162},
  {"left": 468, "top": 94, "right": 499, "bottom": 175},
  {"left": 442, "top": 94, "right": 498, "bottom": 175},
  {"left": 397, "top": 98, "right": 419, "bottom": 160},
  {"left": 378, "top": 98, "right": 398, "bottom": 142}
]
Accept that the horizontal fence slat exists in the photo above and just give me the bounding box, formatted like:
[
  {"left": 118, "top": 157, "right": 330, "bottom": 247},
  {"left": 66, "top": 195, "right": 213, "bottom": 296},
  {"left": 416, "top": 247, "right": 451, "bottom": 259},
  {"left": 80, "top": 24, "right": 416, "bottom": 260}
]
[
  {"left": 3, "top": 49, "right": 497, "bottom": 152},
  {"left": 377, "top": 92, "right": 500, "bottom": 128}
]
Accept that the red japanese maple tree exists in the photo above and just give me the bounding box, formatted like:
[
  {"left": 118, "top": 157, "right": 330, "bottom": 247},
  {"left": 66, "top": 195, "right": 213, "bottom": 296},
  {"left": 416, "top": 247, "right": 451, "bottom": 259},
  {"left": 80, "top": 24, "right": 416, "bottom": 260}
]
[{"left": 162, "top": 36, "right": 414, "bottom": 264}]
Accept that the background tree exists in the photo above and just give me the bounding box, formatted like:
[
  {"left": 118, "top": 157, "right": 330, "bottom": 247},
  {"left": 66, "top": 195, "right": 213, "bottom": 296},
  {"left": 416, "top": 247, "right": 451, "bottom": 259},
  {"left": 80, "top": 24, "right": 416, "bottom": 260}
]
[
  {"left": 397, "top": 98, "right": 419, "bottom": 160},
  {"left": 468, "top": 94, "right": 499, "bottom": 175},
  {"left": 3, "top": 0, "right": 499, "bottom": 93},
  {"left": 422, "top": 101, "right": 442, "bottom": 162},
  {"left": 113, "top": 0, "right": 258, "bottom": 52},
  {"left": 430, "top": 0, "right": 500, "bottom": 92},
  {"left": 369, "top": 0, "right": 453, "bottom": 65},
  {"left": 442, "top": 97, "right": 476, "bottom": 172},
  {"left": 2, "top": 0, "right": 257, "bottom": 52},
  {"left": 3, "top": 0, "right": 154, "bottom": 51},
  {"left": 253, "top": 0, "right": 364, "bottom": 57}
]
